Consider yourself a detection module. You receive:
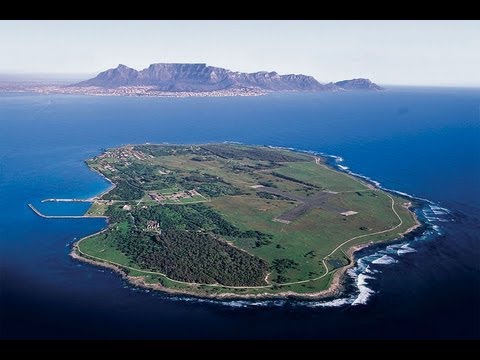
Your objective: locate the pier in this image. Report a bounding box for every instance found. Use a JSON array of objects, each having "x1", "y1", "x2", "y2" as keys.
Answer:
[{"x1": 41, "y1": 198, "x2": 93, "y2": 203}]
